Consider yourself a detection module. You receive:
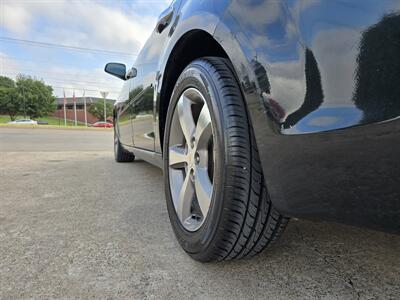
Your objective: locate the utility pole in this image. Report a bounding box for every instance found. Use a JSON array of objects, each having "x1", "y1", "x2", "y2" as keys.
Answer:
[
  {"x1": 100, "y1": 91, "x2": 109, "y2": 122},
  {"x1": 63, "y1": 90, "x2": 67, "y2": 127},
  {"x1": 83, "y1": 90, "x2": 87, "y2": 126},
  {"x1": 73, "y1": 90, "x2": 77, "y2": 126}
]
